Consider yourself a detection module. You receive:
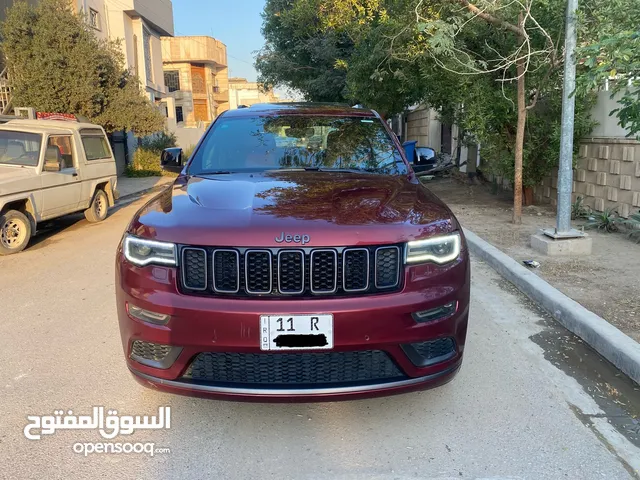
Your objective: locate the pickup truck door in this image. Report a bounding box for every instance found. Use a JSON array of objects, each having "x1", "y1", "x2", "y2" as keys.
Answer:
[{"x1": 40, "y1": 135, "x2": 82, "y2": 219}]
